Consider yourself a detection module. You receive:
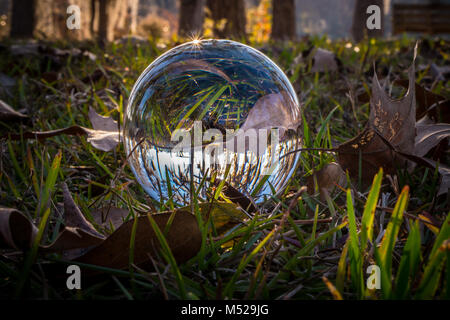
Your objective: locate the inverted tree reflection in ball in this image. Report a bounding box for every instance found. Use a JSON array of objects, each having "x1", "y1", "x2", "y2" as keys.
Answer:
[{"x1": 124, "y1": 39, "x2": 302, "y2": 204}]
